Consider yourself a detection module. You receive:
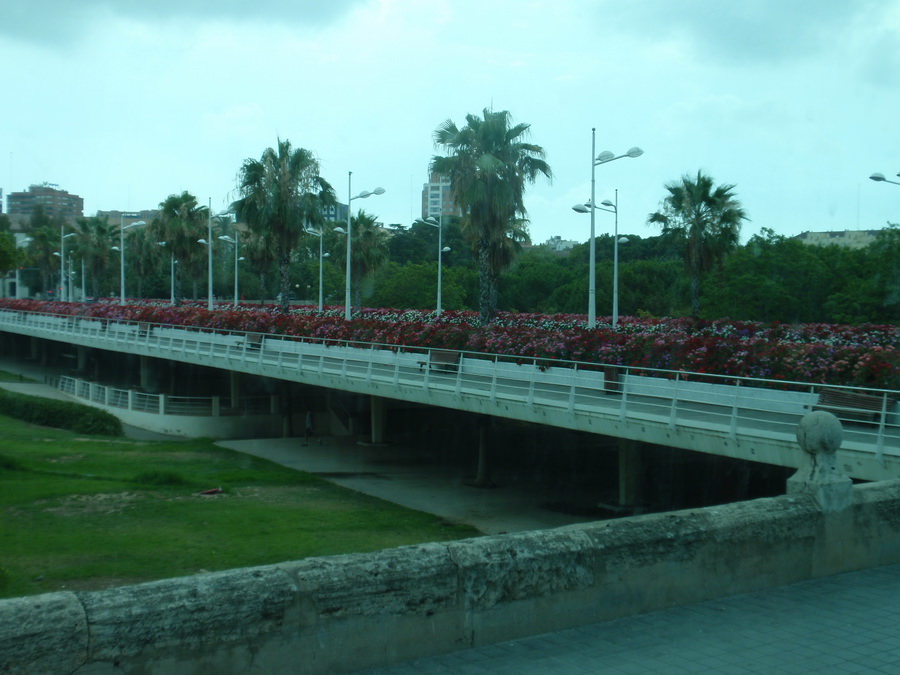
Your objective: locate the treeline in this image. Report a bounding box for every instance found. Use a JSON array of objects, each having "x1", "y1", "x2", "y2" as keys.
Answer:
[
  {"x1": 366, "y1": 222, "x2": 899, "y2": 325},
  {"x1": 9, "y1": 208, "x2": 898, "y2": 326}
]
